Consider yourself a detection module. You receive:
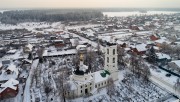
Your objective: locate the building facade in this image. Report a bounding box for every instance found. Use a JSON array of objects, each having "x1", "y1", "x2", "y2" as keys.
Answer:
[{"x1": 66, "y1": 43, "x2": 118, "y2": 98}]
